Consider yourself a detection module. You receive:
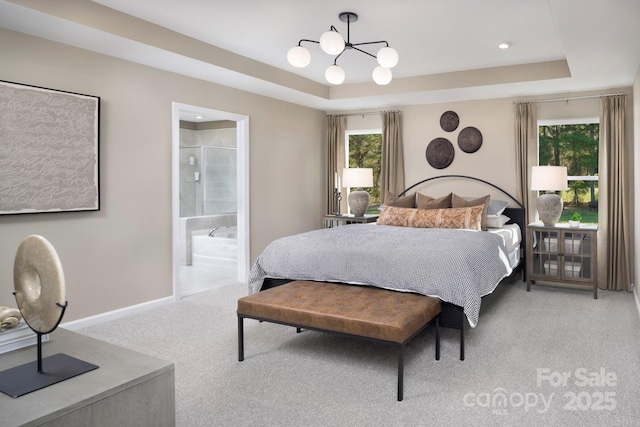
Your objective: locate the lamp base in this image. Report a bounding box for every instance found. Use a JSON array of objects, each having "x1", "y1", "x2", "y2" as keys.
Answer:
[
  {"x1": 537, "y1": 193, "x2": 563, "y2": 227},
  {"x1": 348, "y1": 190, "x2": 370, "y2": 217}
]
